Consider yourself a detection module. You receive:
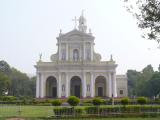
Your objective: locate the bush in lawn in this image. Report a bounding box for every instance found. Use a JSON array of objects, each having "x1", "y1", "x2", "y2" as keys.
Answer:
[
  {"x1": 0, "y1": 96, "x2": 17, "y2": 102},
  {"x1": 67, "y1": 96, "x2": 80, "y2": 106},
  {"x1": 82, "y1": 99, "x2": 93, "y2": 106},
  {"x1": 137, "y1": 97, "x2": 147, "y2": 105},
  {"x1": 85, "y1": 106, "x2": 98, "y2": 114},
  {"x1": 52, "y1": 99, "x2": 62, "y2": 106},
  {"x1": 92, "y1": 97, "x2": 103, "y2": 106},
  {"x1": 54, "y1": 107, "x2": 84, "y2": 116},
  {"x1": 121, "y1": 97, "x2": 129, "y2": 106}
]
